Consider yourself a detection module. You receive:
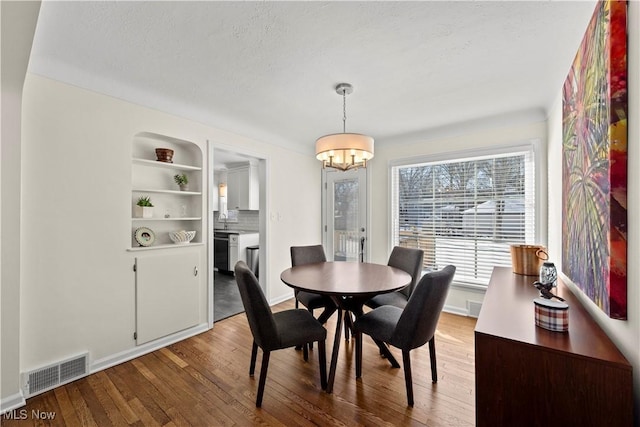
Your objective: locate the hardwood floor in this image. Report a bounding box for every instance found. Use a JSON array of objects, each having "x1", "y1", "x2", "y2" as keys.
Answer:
[{"x1": 2, "y1": 300, "x2": 477, "y2": 426}]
